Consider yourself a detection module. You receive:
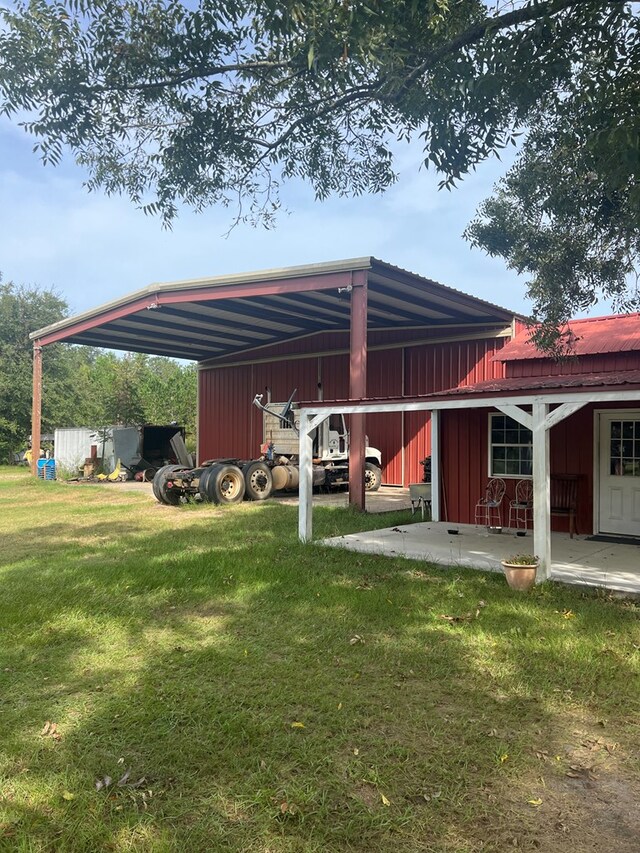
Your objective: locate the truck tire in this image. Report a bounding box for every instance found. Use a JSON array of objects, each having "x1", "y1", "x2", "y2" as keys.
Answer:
[
  {"x1": 364, "y1": 462, "x2": 382, "y2": 492},
  {"x1": 203, "y1": 463, "x2": 246, "y2": 504},
  {"x1": 243, "y1": 461, "x2": 273, "y2": 501},
  {"x1": 153, "y1": 464, "x2": 189, "y2": 505},
  {"x1": 196, "y1": 466, "x2": 215, "y2": 502}
]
